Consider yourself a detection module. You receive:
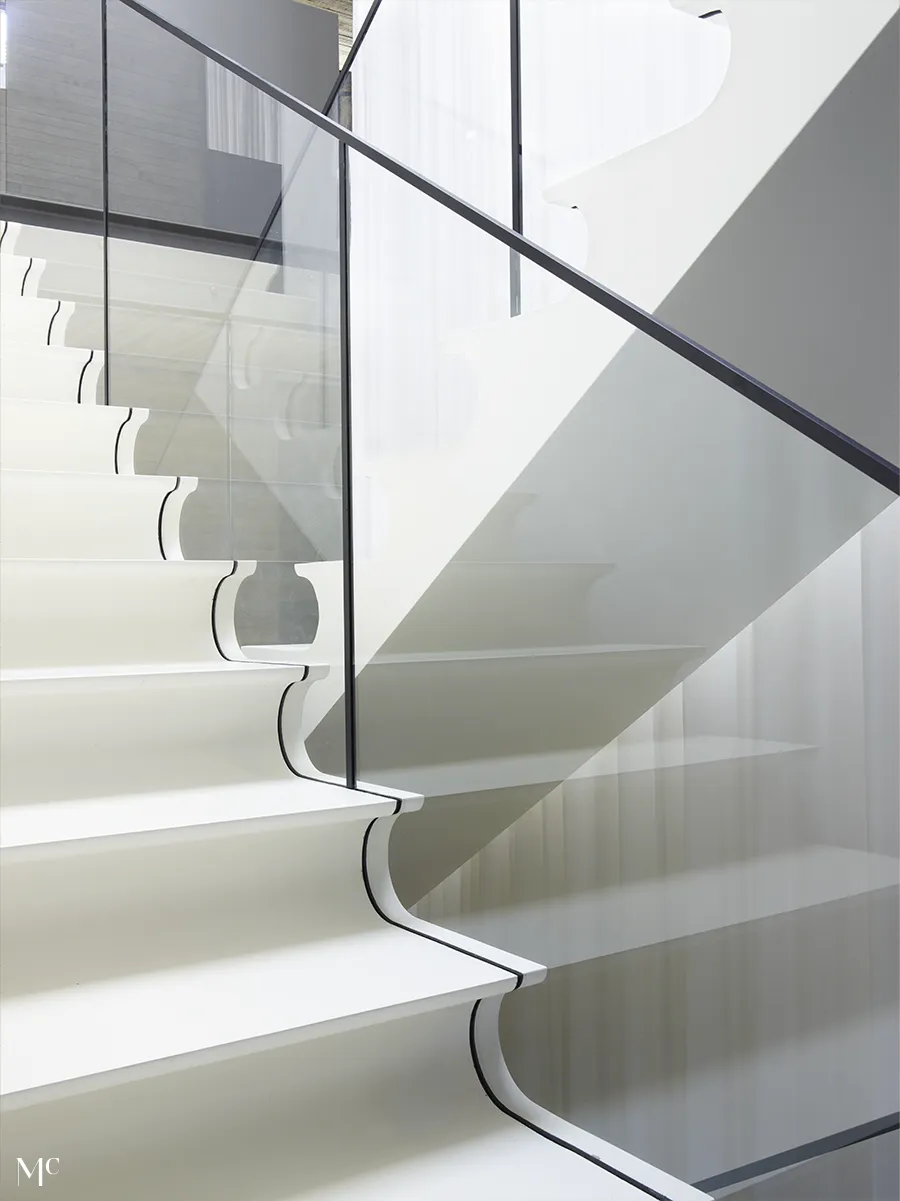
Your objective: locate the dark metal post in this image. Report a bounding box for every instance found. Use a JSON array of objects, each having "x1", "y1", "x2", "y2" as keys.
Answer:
[
  {"x1": 338, "y1": 142, "x2": 358, "y2": 790},
  {"x1": 100, "y1": 0, "x2": 110, "y2": 404},
  {"x1": 509, "y1": 0, "x2": 523, "y2": 316}
]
